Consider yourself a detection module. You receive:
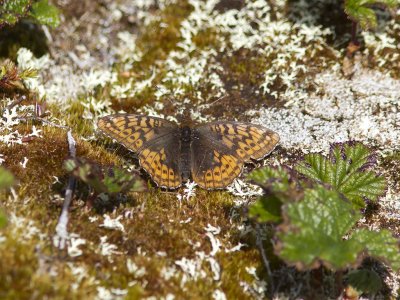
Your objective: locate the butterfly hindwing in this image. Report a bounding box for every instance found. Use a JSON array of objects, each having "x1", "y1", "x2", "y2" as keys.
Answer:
[
  {"x1": 190, "y1": 132, "x2": 241, "y2": 189},
  {"x1": 138, "y1": 134, "x2": 182, "y2": 188},
  {"x1": 191, "y1": 122, "x2": 279, "y2": 189},
  {"x1": 98, "y1": 114, "x2": 182, "y2": 188}
]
